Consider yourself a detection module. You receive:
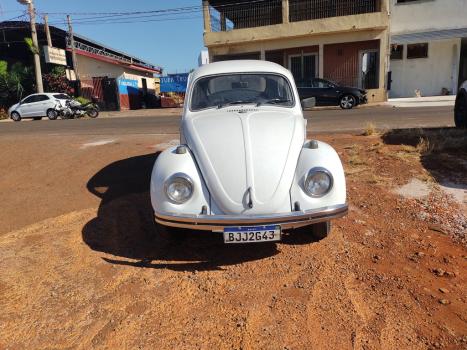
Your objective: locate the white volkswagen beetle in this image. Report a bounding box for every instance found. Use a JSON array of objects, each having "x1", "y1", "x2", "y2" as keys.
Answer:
[{"x1": 150, "y1": 60, "x2": 347, "y2": 243}]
